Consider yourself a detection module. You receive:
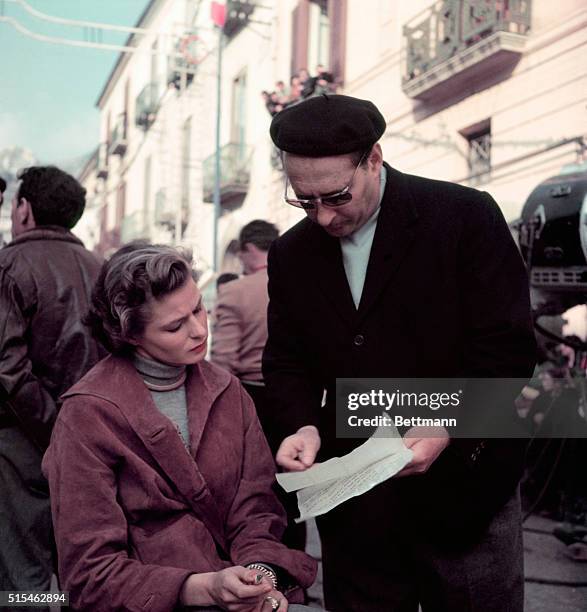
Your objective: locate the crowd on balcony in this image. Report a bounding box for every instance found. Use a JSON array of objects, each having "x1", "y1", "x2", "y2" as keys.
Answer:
[{"x1": 261, "y1": 64, "x2": 338, "y2": 116}]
